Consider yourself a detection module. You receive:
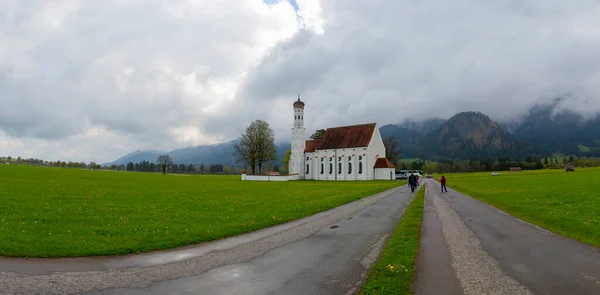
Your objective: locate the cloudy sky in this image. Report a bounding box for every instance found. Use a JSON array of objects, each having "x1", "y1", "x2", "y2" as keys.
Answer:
[{"x1": 2, "y1": 0, "x2": 600, "y2": 163}]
